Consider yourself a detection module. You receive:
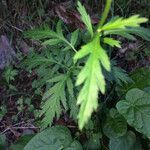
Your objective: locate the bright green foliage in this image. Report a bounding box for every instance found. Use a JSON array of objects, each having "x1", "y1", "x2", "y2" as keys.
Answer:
[
  {"x1": 24, "y1": 125, "x2": 82, "y2": 150},
  {"x1": 74, "y1": 35, "x2": 111, "y2": 129},
  {"x1": 103, "y1": 38, "x2": 121, "y2": 48},
  {"x1": 109, "y1": 131, "x2": 141, "y2": 150},
  {"x1": 1, "y1": 0, "x2": 150, "y2": 149},
  {"x1": 23, "y1": 1, "x2": 149, "y2": 130},
  {"x1": 116, "y1": 88, "x2": 150, "y2": 138},
  {"x1": 74, "y1": 1, "x2": 148, "y2": 129},
  {"x1": 77, "y1": 1, "x2": 93, "y2": 37},
  {"x1": 74, "y1": 2, "x2": 149, "y2": 129},
  {"x1": 99, "y1": 15, "x2": 148, "y2": 32},
  {"x1": 103, "y1": 109, "x2": 127, "y2": 138},
  {"x1": 102, "y1": 17, "x2": 150, "y2": 41}
]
